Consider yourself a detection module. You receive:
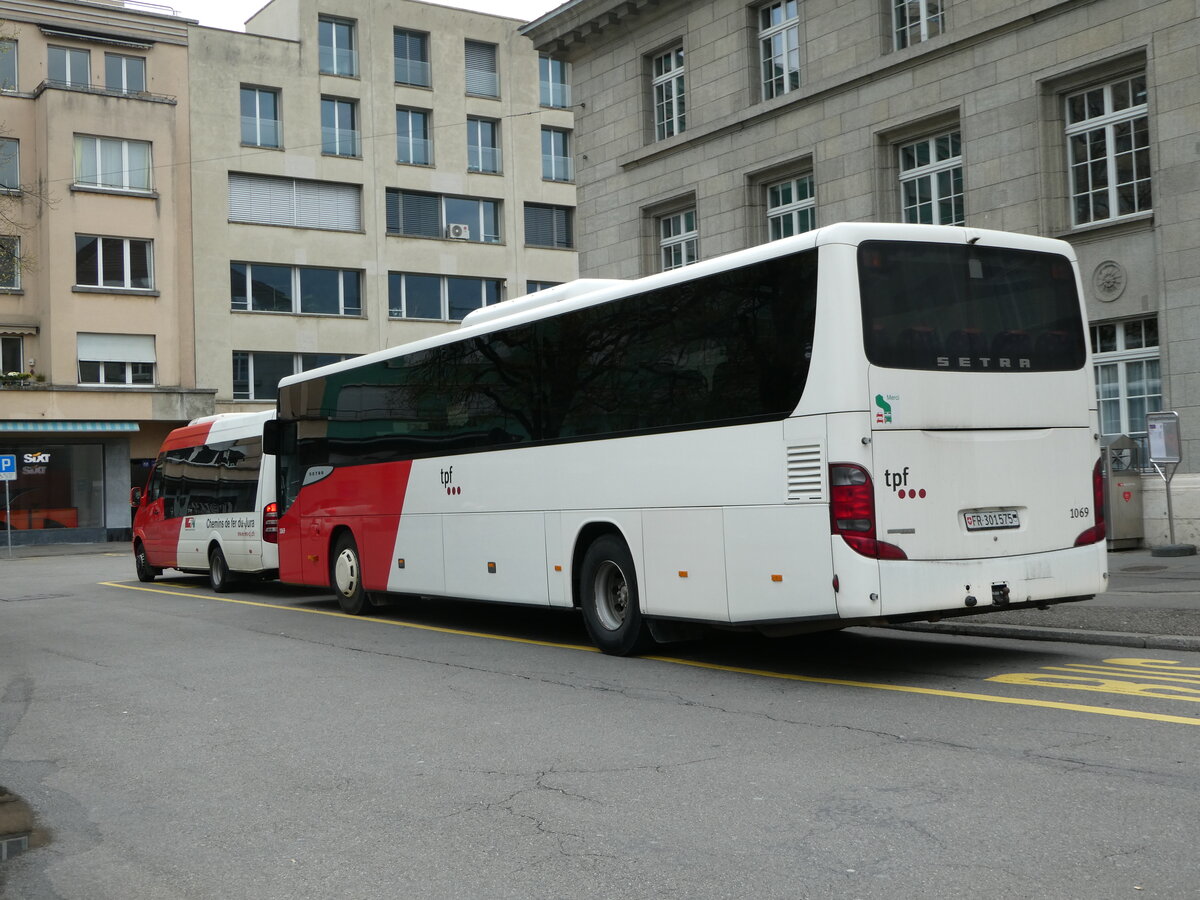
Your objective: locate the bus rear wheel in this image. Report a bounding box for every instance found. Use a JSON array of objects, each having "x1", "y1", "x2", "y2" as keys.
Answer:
[
  {"x1": 579, "y1": 535, "x2": 654, "y2": 656},
  {"x1": 134, "y1": 541, "x2": 160, "y2": 583},
  {"x1": 331, "y1": 533, "x2": 371, "y2": 615},
  {"x1": 208, "y1": 545, "x2": 236, "y2": 593}
]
